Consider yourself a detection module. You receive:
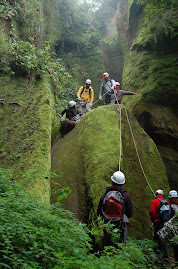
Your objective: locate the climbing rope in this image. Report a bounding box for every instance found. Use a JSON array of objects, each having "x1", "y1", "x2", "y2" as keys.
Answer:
[
  {"x1": 93, "y1": 89, "x2": 154, "y2": 195},
  {"x1": 113, "y1": 89, "x2": 154, "y2": 194},
  {"x1": 114, "y1": 90, "x2": 122, "y2": 171},
  {"x1": 92, "y1": 91, "x2": 108, "y2": 107},
  {"x1": 123, "y1": 105, "x2": 155, "y2": 195}
]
